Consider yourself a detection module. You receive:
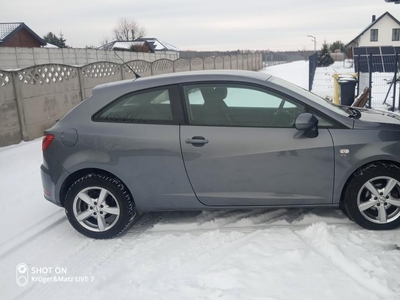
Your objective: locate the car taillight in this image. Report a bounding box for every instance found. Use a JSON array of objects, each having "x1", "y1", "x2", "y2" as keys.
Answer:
[{"x1": 42, "y1": 134, "x2": 54, "y2": 151}]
